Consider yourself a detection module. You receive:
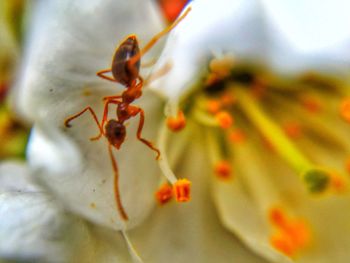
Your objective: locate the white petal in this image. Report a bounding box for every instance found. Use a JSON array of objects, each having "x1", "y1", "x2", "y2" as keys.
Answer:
[
  {"x1": 0, "y1": 162, "x2": 134, "y2": 262},
  {"x1": 261, "y1": 0, "x2": 350, "y2": 74},
  {"x1": 0, "y1": 191, "x2": 78, "y2": 262},
  {"x1": 129, "y1": 129, "x2": 267, "y2": 263},
  {"x1": 0, "y1": 161, "x2": 39, "y2": 193},
  {"x1": 150, "y1": 0, "x2": 350, "y2": 99}
]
